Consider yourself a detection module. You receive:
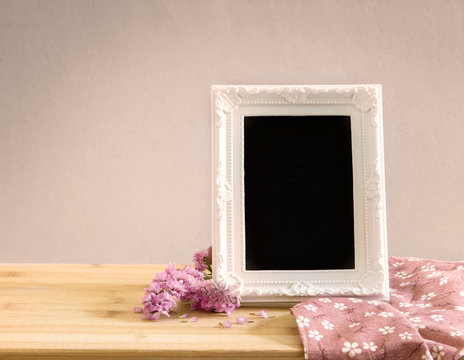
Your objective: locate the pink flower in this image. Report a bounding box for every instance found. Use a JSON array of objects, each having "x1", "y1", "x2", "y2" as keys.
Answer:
[
  {"x1": 193, "y1": 246, "x2": 212, "y2": 272},
  {"x1": 141, "y1": 288, "x2": 178, "y2": 320},
  {"x1": 258, "y1": 309, "x2": 268, "y2": 318},
  {"x1": 137, "y1": 264, "x2": 206, "y2": 321},
  {"x1": 236, "y1": 316, "x2": 249, "y2": 324},
  {"x1": 221, "y1": 320, "x2": 232, "y2": 328},
  {"x1": 135, "y1": 247, "x2": 241, "y2": 321},
  {"x1": 188, "y1": 280, "x2": 240, "y2": 314}
]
